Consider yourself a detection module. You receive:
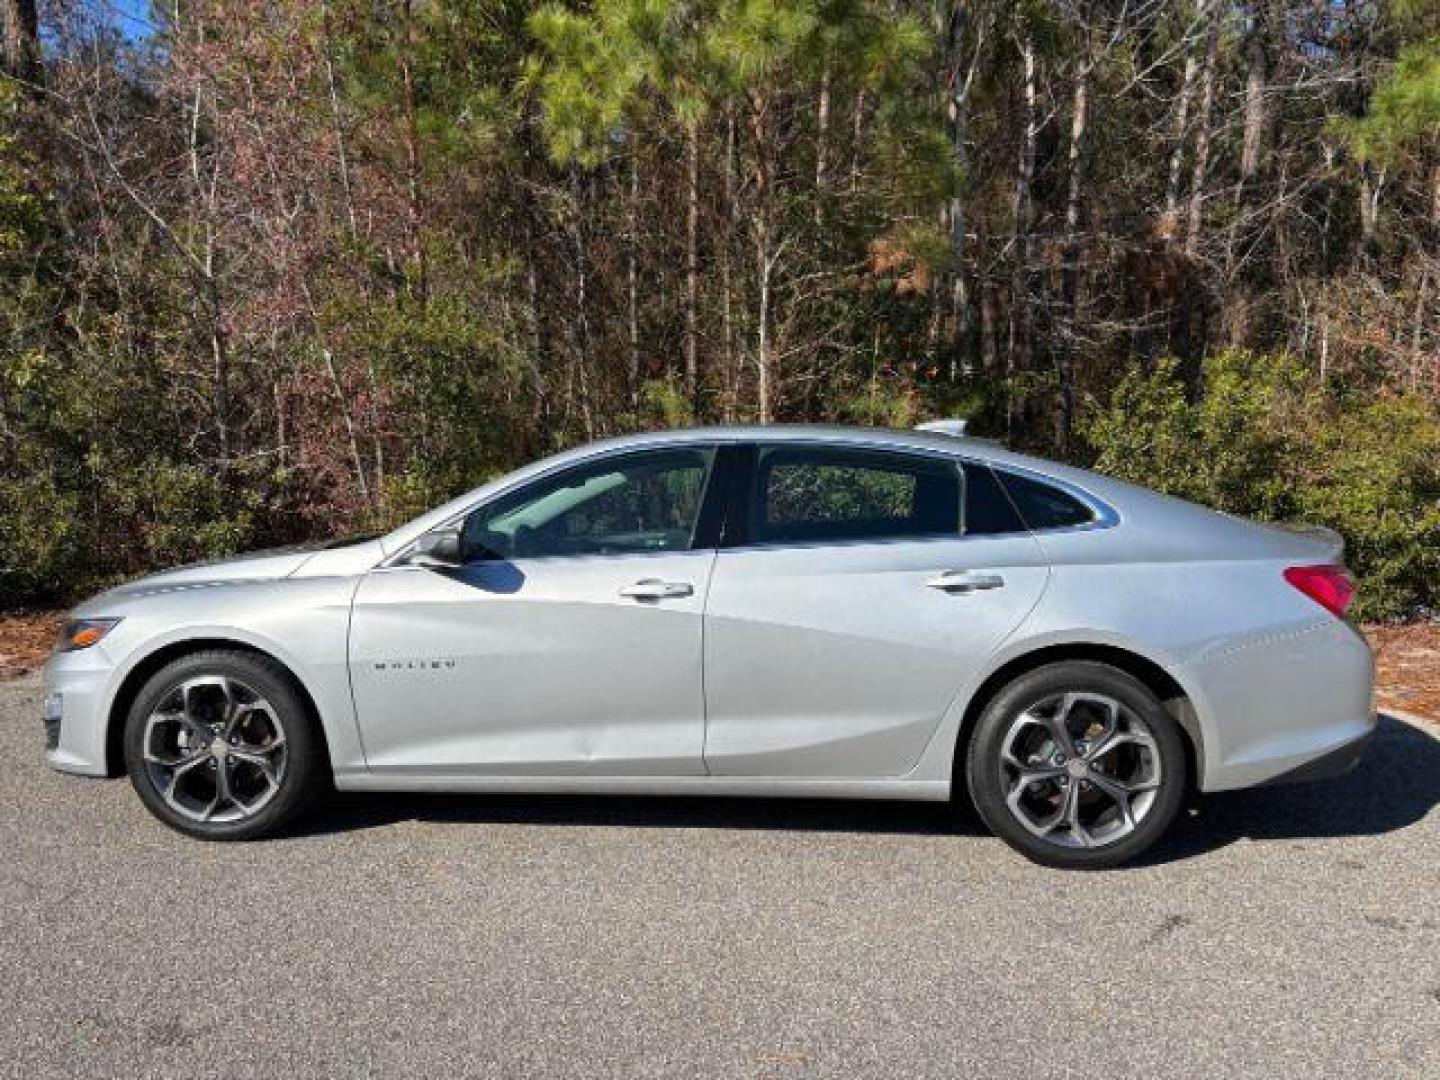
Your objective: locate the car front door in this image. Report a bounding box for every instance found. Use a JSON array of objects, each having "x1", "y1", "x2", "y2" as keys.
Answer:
[
  {"x1": 349, "y1": 446, "x2": 722, "y2": 777},
  {"x1": 702, "y1": 444, "x2": 1051, "y2": 778}
]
